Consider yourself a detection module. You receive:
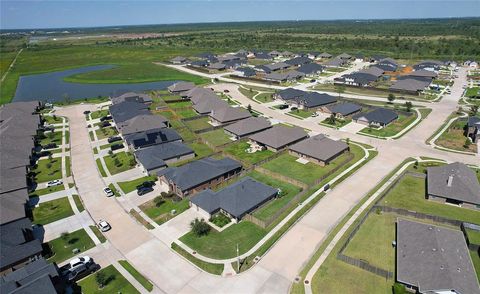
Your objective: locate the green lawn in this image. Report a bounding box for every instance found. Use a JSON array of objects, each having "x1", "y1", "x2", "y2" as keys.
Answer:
[
  {"x1": 95, "y1": 127, "x2": 118, "y2": 140},
  {"x1": 99, "y1": 142, "x2": 123, "y2": 150},
  {"x1": 436, "y1": 119, "x2": 477, "y2": 153},
  {"x1": 248, "y1": 171, "x2": 302, "y2": 221},
  {"x1": 31, "y1": 158, "x2": 62, "y2": 183},
  {"x1": 72, "y1": 194, "x2": 84, "y2": 212},
  {"x1": 261, "y1": 144, "x2": 360, "y2": 185},
  {"x1": 175, "y1": 108, "x2": 199, "y2": 119},
  {"x1": 32, "y1": 197, "x2": 74, "y2": 225},
  {"x1": 29, "y1": 185, "x2": 65, "y2": 197},
  {"x1": 187, "y1": 142, "x2": 214, "y2": 158},
  {"x1": 199, "y1": 129, "x2": 233, "y2": 146},
  {"x1": 171, "y1": 243, "x2": 224, "y2": 275},
  {"x1": 161, "y1": 94, "x2": 182, "y2": 101},
  {"x1": 288, "y1": 109, "x2": 315, "y2": 119},
  {"x1": 139, "y1": 197, "x2": 190, "y2": 225},
  {"x1": 380, "y1": 174, "x2": 480, "y2": 224},
  {"x1": 466, "y1": 228, "x2": 480, "y2": 245},
  {"x1": 65, "y1": 156, "x2": 71, "y2": 177},
  {"x1": 256, "y1": 92, "x2": 274, "y2": 103},
  {"x1": 89, "y1": 225, "x2": 107, "y2": 243},
  {"x1": 470, "y1": 250, "x2": 480, "y2": 281},
  {"x1": 167, "y1": 101, "x2": 192, "y2": 108},
  {"x1": 108, "y1": 183, "x2": 121, "y2": 197},
  {"x1": 43, "y1": 115, "x2": 64, "y2": 124},
  {"x1": 118, "y1": 176, "x2": 156, "y2": 194},
  {"x1": 103, "y1": 152, "x2": 136, "y2": 175},
  {"x1": 223, "y1": 141, "x2": 274, "y2": 165},
  {"x1": 46, "y1": 229, "x2": 95, "y2": 263},
  {"x1": 359, "y1": 113, "x2": 417, "y2": 137},
  {"x1": 40, "y1": 131, "x2": 63, "y2": 146},
  {"x1": 465, "y1": 87, "x2": 480, "y2": 98},
  {"x1": 118, "y1": 260, "x2": 153, "y2": 292},
  {"x1": 90, "y1": 109, "x2": 109, "y2": 120},
  {"x1": 176, "y1": 127, "x2": 197, "y2": 141},
  {"x1": 77, "y1": 264, "x2": 139, "y2": 294},
  {"x1": 184, "y1": 117, "x2": 212, "y2": 131},
  {"x1": 238, "y1": 87, "x2": 258, "y2": 99},
  {"x1": 320, "y1": 117, "x2": 352, "y2": 128},
  {"x1": 179, "y1": 221, "x2": 267, "y2": 259},
  {"x1": 96, "y1": 158, "x2": 107, "y2": 177}
]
